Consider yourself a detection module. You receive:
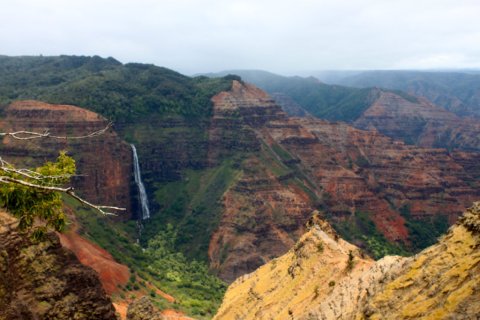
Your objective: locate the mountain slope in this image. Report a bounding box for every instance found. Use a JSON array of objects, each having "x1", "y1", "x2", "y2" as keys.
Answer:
[
  {"x1": 3, "y1": 57, "x2": 480, "y2": 307},
  {"x1": 0, "y1": 100, "x2": 133, "y2": 218},
  {"x1": 206, "y1": 70, "x2": 375, "y2": 122},
  {"x1": 333, "y1": 70, "x2": 480, "y2": 118},
  {"x1": 214, "y1": 202, "x2": 480, "y2": 320},
  {"x1": 353, "y1": 90, "x2": 480, "y2": 150},
  {"x1": 0, "y1": 55, "x2": 234, "y2": 122}
]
